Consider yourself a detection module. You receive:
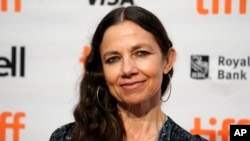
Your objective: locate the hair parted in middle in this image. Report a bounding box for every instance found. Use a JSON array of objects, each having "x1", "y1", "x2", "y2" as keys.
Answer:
[{"x1": 73, "y1": 6, "x2": 174, "y2": 141}]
